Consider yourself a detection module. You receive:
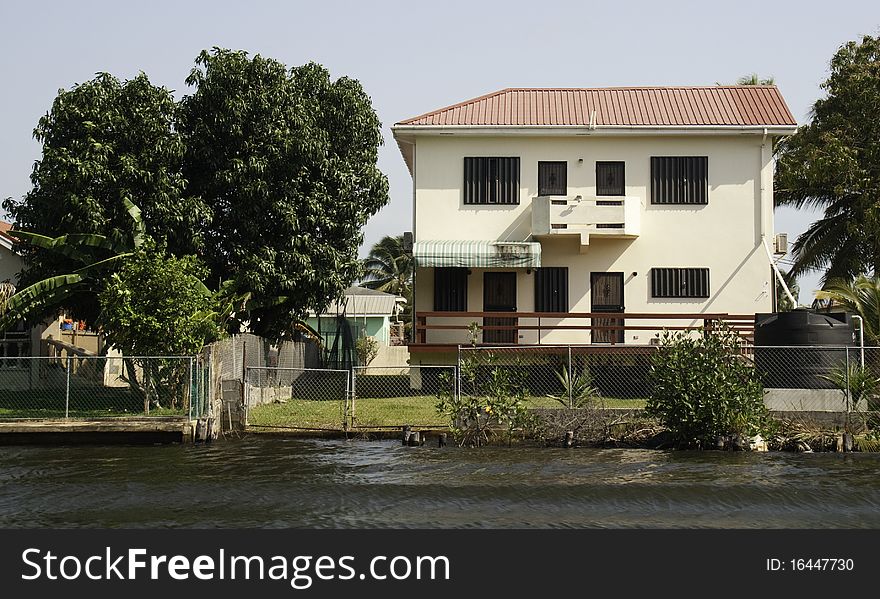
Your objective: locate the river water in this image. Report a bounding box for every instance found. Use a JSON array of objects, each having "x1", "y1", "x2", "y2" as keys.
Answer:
[{"x1": 2, "y1": 437, "x2": 879, "y2": 528}]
